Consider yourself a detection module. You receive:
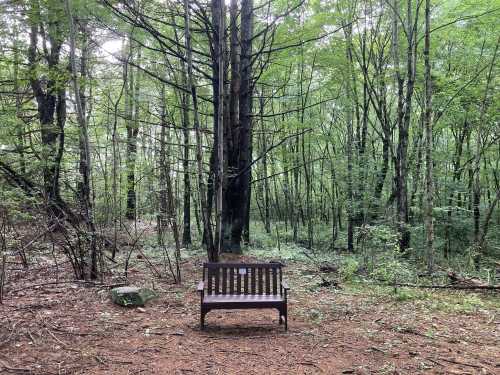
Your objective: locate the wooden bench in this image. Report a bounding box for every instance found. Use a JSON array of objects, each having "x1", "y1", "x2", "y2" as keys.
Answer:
[{"x1": 197, "y1": 262, "x2": 289, "y2": 330}]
